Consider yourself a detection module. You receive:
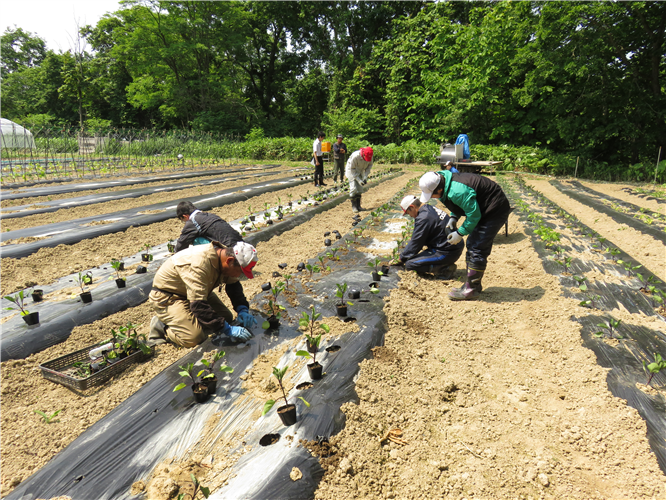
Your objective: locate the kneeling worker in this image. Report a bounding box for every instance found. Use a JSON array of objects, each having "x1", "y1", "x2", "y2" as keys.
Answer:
[
  {"x1": 148, "y1": 241, "x2": 258, "y2": 347},
  {"x1": 399, "y1": 195, "x2": 464, "y2": 279},
  {"x1": 175, "y1": 201, "x2": 242, "y2": 252}
]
